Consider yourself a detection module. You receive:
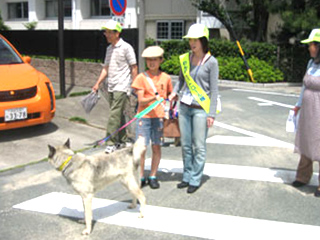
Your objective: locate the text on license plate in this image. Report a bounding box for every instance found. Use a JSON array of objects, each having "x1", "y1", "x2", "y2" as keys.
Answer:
[{"x1": 5, "y1": 107, "x2": 28, "y2": 122}]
